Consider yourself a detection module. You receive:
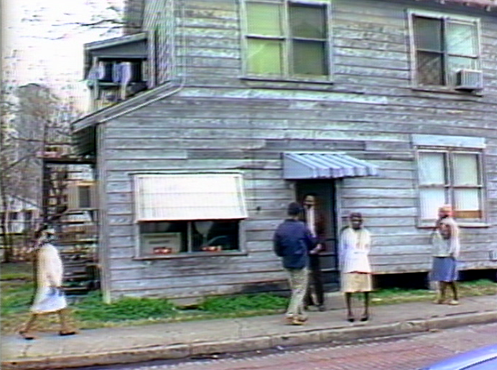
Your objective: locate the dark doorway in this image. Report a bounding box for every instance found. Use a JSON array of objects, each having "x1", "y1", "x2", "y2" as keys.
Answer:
[{"x1": 296, "y1": 180, "x2": 339, "y2": 291}]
